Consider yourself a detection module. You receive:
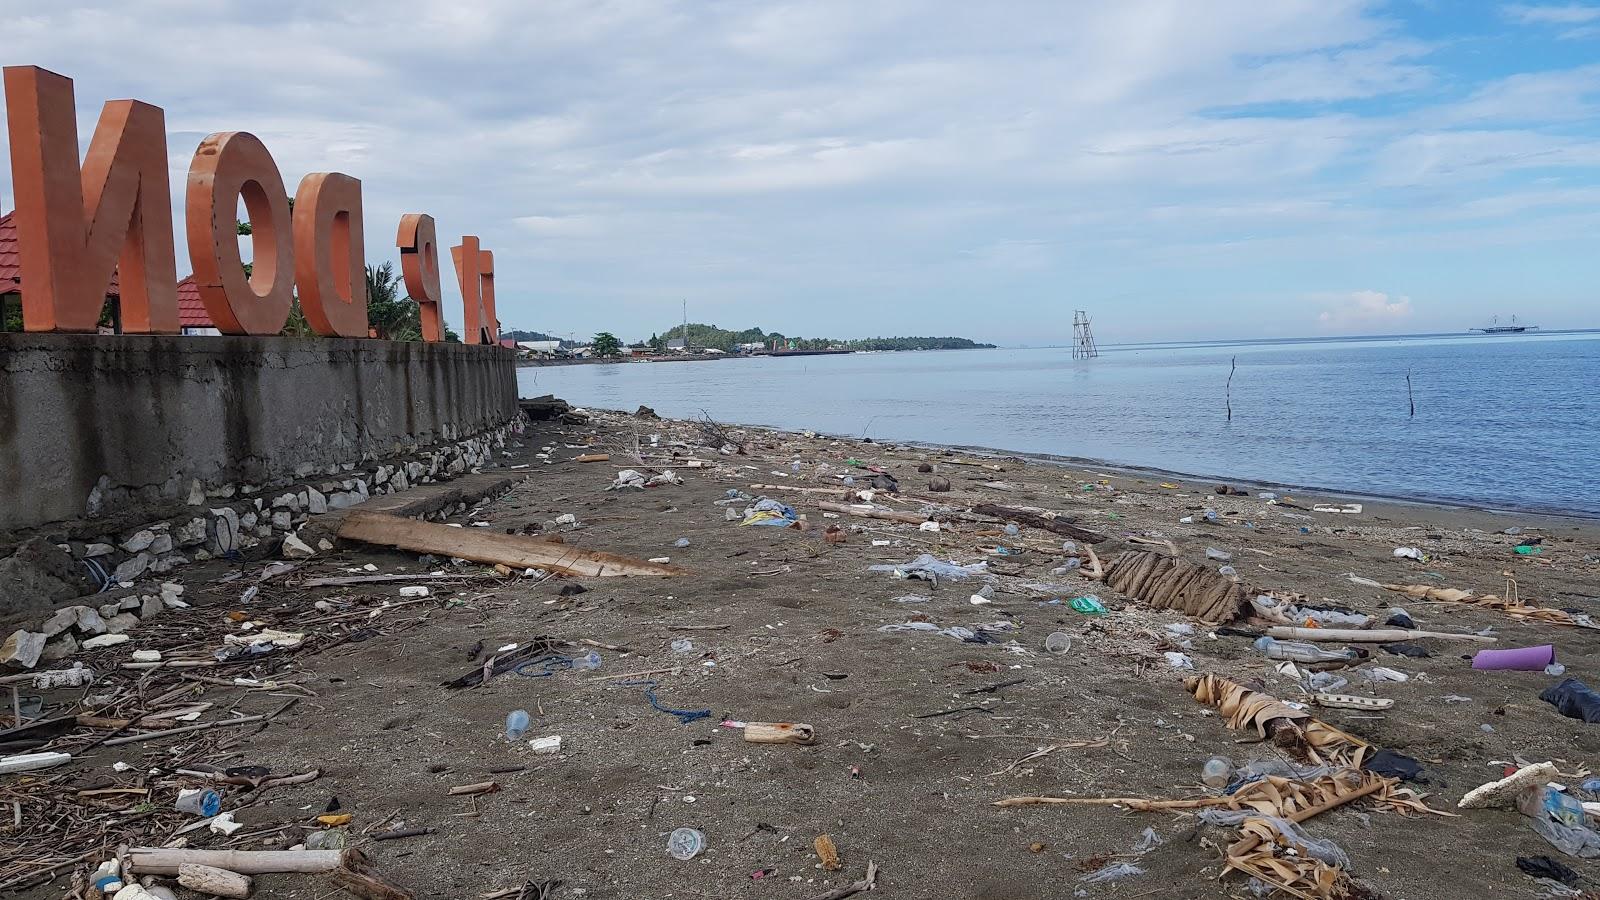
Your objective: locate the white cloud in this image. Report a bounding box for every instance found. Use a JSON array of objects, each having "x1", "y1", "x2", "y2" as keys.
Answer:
[
  {"x1": 1502, "y1": 4, "x2": 1600, "y2": 25},
  {"x1": 1316, "y1": 290, "x2": 1415, "y2": 330}
]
